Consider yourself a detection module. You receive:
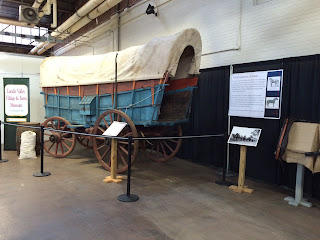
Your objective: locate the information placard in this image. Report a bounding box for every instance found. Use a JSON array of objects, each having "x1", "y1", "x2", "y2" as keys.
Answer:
[
  {"x1": 102, "y1": 121, "x2": 127, "y2": 136},
  {"x1": 229, "y1": 70, "x2": 283, "y2": 119},
  {"x1": 228, "y1": 126, "x2": 262, "y2": 147}
]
